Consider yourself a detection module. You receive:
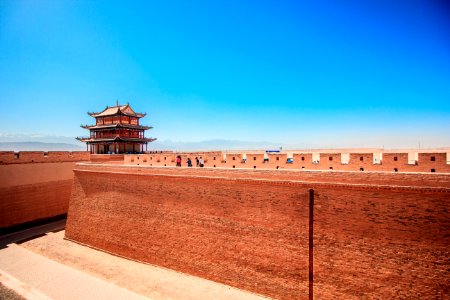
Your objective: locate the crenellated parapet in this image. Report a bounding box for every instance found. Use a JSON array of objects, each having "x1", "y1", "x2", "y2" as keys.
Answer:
[
  {"x1": 0, "y1": 151, "x2": 90, "y2": 164},
  {"x1": 124, "y1": 150, "x2": 450, "y2": 173}
]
